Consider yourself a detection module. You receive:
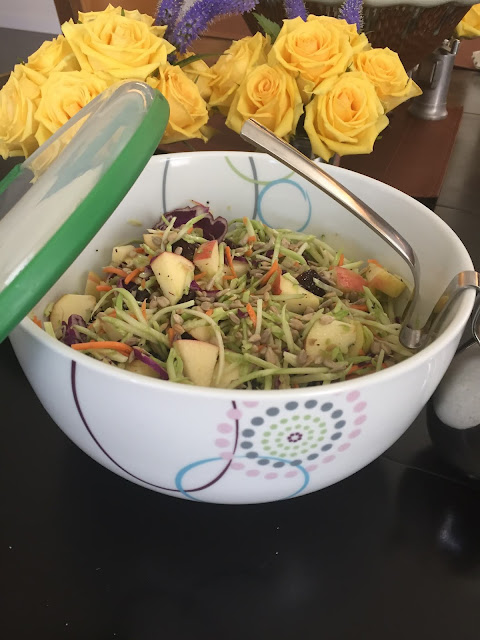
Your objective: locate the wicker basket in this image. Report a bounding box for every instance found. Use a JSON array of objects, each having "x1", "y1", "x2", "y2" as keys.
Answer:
[{"x1": 243, "y1": 1, "x2": 474, "y2": 71}]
